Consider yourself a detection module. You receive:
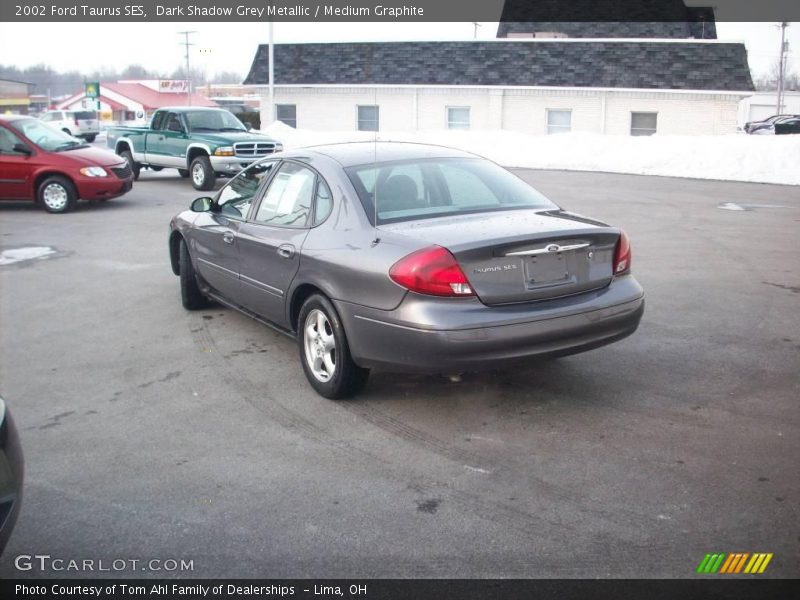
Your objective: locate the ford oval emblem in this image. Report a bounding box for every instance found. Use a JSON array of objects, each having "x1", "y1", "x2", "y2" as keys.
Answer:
[{"x1": 546, "y1": 244, "x2": 561, "y2": 253}]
